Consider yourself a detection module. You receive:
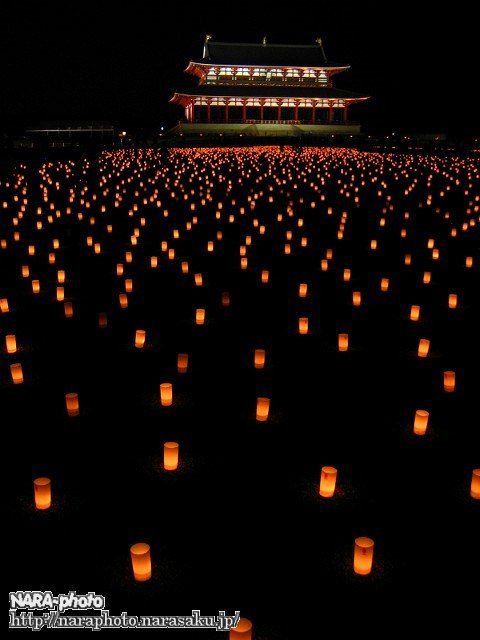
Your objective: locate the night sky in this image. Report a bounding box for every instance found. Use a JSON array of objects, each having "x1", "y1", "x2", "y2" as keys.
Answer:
[{"x1": 3, "y1": 0, "x2": 478, "y2": 135}]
